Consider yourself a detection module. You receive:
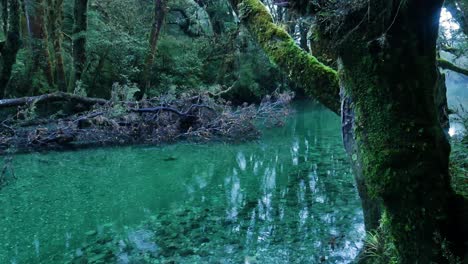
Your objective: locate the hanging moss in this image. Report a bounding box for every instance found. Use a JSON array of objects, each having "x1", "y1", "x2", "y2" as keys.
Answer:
[{"x1": 234, "y1": 0, "x2": 340, "y2": 114}]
